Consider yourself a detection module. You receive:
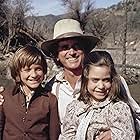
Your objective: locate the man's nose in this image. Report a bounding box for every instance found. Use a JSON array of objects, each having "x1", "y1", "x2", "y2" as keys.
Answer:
[{"x1": 68, "y1": 48, "x2": 75, "y2": 54}]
